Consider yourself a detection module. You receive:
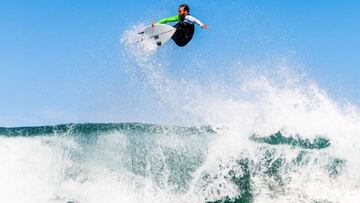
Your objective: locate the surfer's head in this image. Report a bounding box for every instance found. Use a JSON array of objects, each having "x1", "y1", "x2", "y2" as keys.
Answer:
[{"x1": 178, "y1": 4, "x2": 190, "y2": 16}]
